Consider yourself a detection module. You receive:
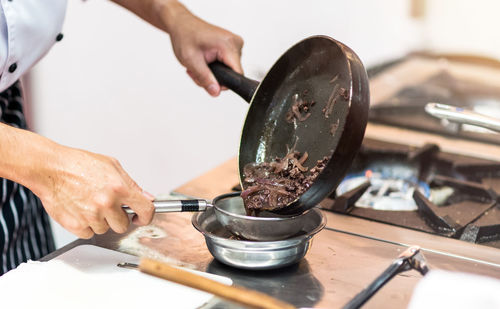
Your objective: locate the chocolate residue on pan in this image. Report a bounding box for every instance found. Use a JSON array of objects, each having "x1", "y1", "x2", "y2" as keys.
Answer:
[
  {"x1": 339, "y1": 87, "x2": 349, "y2": 100},
  {"x1": 285, "y1": 94, "x2": 315, "y2": 123},
  {"x1": 323, "y1": 75, "x2": 349, "y2": 118},
  {"x1": 322, "y1": 84, "x2": 340, "y2": 118},
  {"x1": 330, "y1": 119, "x2": 340, "y2": 136},
  {"x1": 329, "y1": 74, "x2": 339, "y2": 84},
  {"x1": 241, "y1": 146, "x2": 328, "y2": 213}
]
